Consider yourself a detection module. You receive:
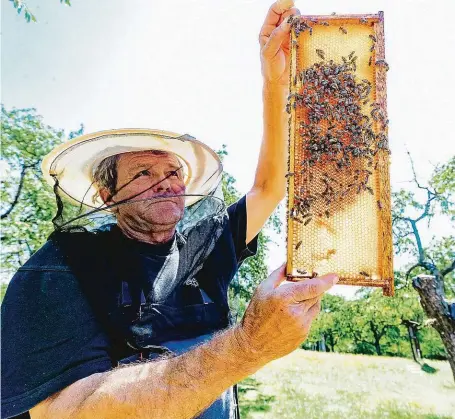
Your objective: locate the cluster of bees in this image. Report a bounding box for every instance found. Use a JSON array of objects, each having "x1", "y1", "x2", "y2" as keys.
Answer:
[
  {"x1": 288, "y1": 14, "x2": 371, "y2": 37},
  {"x1": 286, "y1": 16, "x2": 390, "y2": 230}
]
